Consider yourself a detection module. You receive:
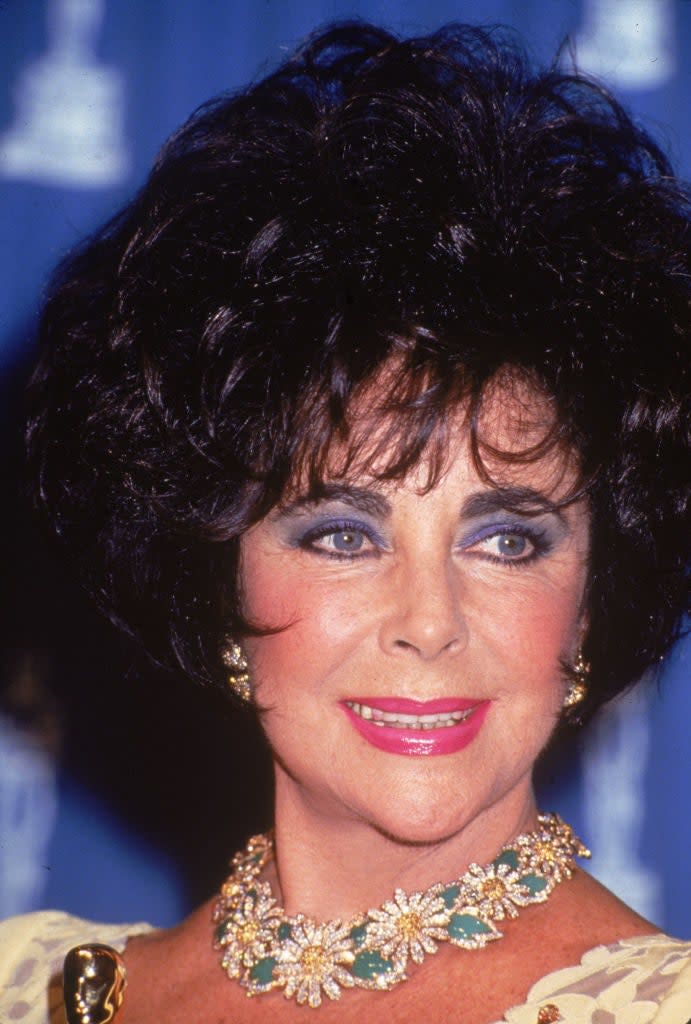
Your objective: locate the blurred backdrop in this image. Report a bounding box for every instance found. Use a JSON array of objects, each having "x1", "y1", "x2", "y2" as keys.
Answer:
[{"x1": 1, "y1": 0, "x2": 689, "y2": 936}]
